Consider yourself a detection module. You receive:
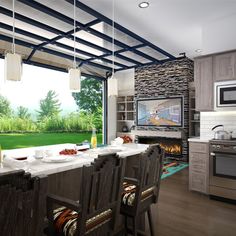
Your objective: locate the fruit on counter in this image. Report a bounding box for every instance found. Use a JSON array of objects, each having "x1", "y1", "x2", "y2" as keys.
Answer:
[
  {"x1": 59, "y1": 149, "x2": 77, "y2": 155},
  {"x1": 121, "y1": 135, "x2": 133, "y2": 144}
]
